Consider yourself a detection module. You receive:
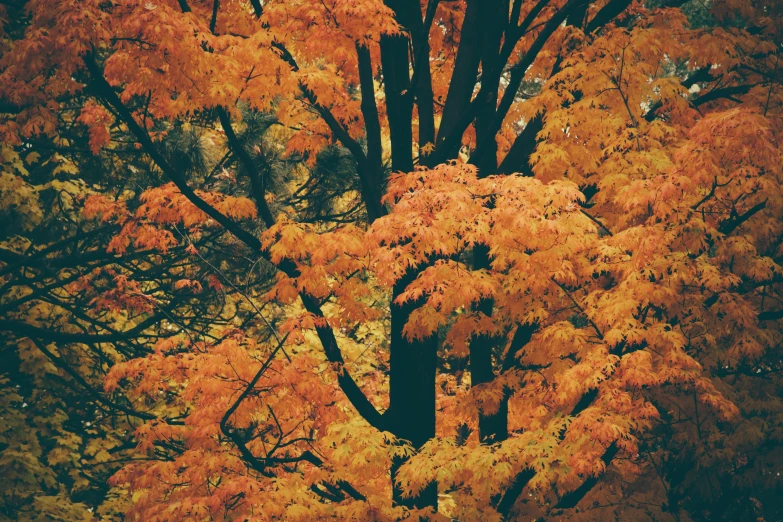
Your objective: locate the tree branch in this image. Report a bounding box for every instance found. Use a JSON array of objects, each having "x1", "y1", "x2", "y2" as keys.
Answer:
[
  {"x1": 585, "y1": 0, "x2": 632, "y2": 33},
  {"x1": 84, "y1": 53, "x2": 386, "y2": 432},
  {"x1": 29, "y1": 338, "x2": 157, "y2": 421},
  {"x1": 0, "y1": 318, "x2": 157, "y2": 345},
  {"x1": 356, "y1": 43, "x2": 384, "y2": 171},
  {"x1": 432, "y1": 0, "x2": 587, "y2": 167},
  {"x1": 215, "y1": 106, "x2": 276, "y2": 228},
  {"x1": 273, "y1": 42, "x2": 385, "y2": 221},
  {"x1": 553, "y1": 442, "x2": 619, "y2": 509},
  {"x1": 718, "y1": 199, "x2": 767, "y2": 235},
  {"x1": 495, "y1": 338, "x2": 634, "y2": 518}
]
